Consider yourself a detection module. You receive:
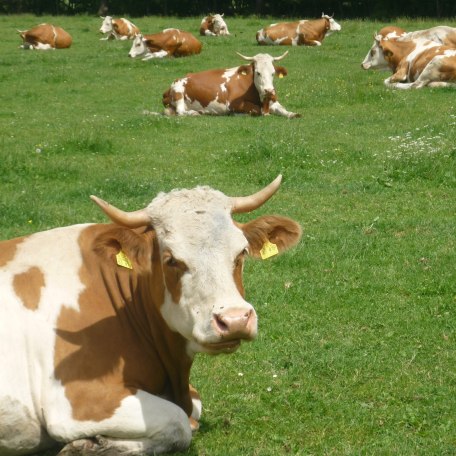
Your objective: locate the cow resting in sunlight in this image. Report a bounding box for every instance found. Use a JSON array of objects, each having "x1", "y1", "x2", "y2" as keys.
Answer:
[
  {"x1": 162, "y1": 51, "x2": 300, "y2": 117},
  {"x1": 99, "y1": 16, "x2": 140, "y2": 40},
  {"x1": 18, "y1": 23, "x2": 72, "y2": 50},
  {"x1": 0, "y1": 175, "x2": 301, "y2": 455}
]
